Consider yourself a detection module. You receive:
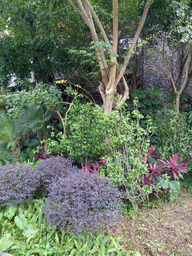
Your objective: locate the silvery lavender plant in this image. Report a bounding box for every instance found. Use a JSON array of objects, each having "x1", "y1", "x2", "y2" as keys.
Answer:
[
  {"x1": 43, "y1": 170, "x2": 123, "y2": 235},
  {"x1": 0, "y1": 163, "x2": 39, "y2": 206},
  {"x1": 35, "y1": 156, "x2": 79, "y2": 188}
]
